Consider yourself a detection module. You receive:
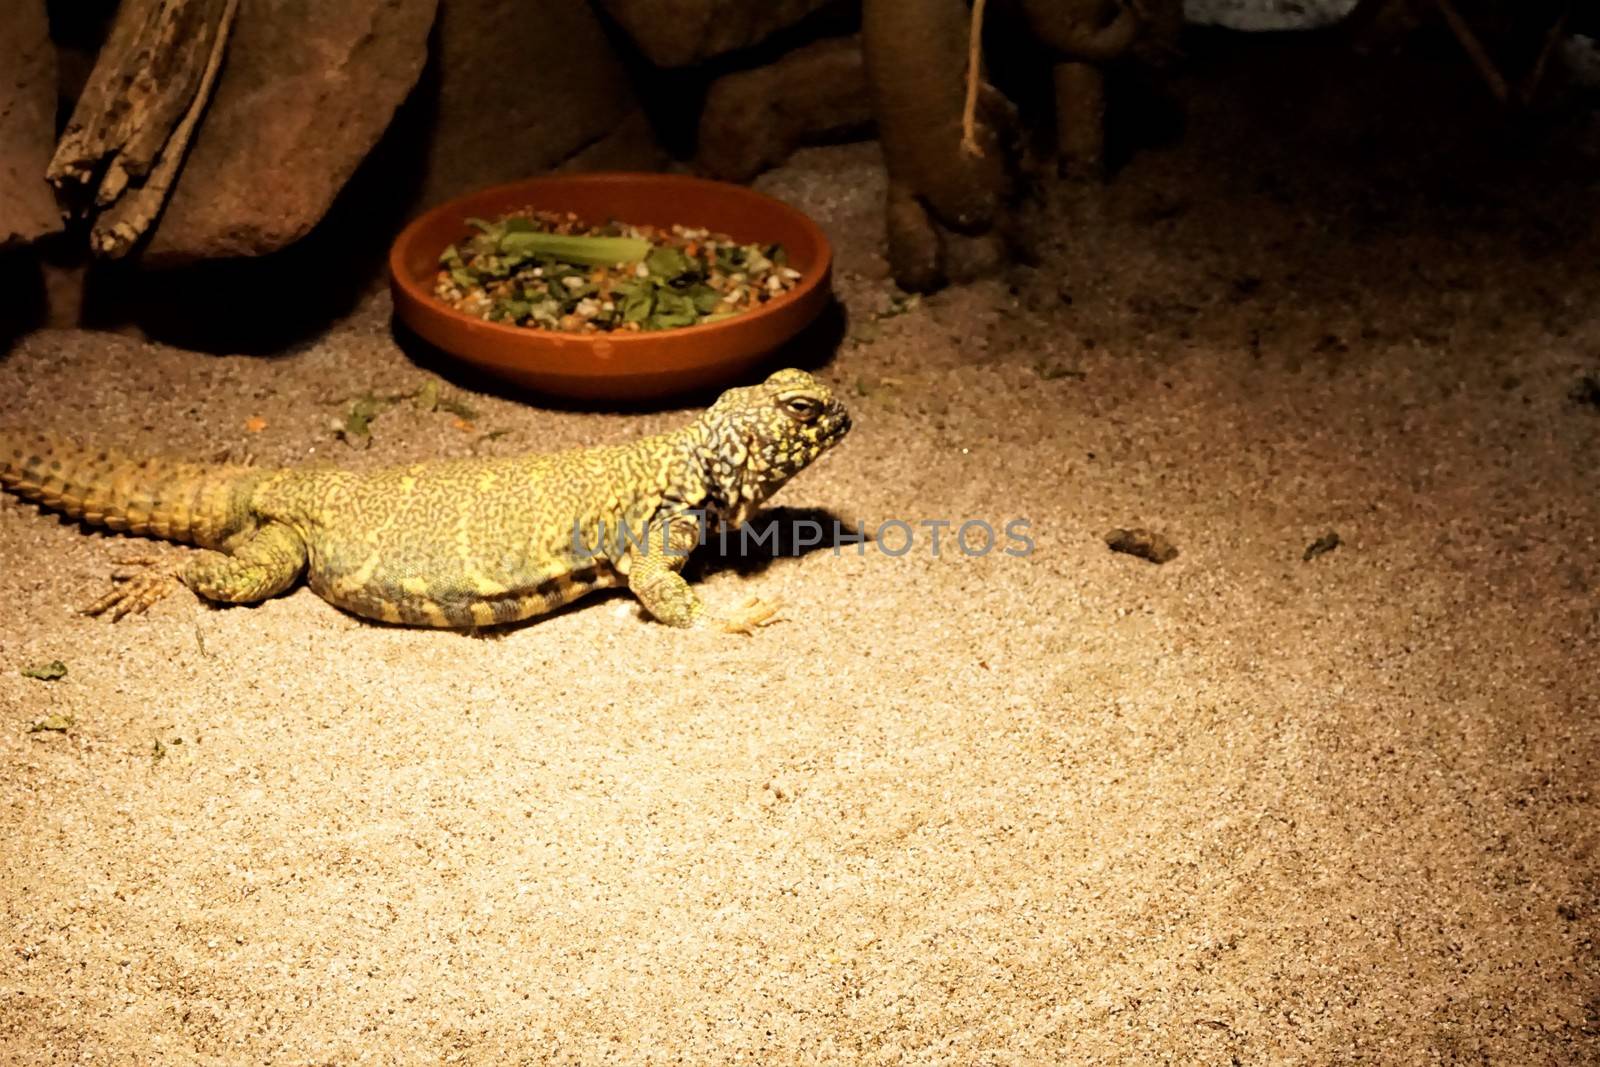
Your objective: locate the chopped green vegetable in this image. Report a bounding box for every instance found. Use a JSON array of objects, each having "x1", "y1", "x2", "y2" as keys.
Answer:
[
  {"x1": 647, "y1": 290, "x2": 700, "y2": 330},
  {"x1": 879, "y1": 292, "x2": 922, "y2": 319},
  {"x1": 331, "y1": 391, "x2": 400, "y2": 448},
  {"x1": 414, "y1": 380, "x2": 441, "y2": 412},
  {"x1": 436, "y1": 394, "x2": 479, "y2": 421},
  {"x1": 850, "y1": 321, "x2": 882, "y2": 345},
  {"x1": 342, "y1": 393, "x2": 389, "y2": 442},
  {"x1": 1035, "y1": 360, "x2": 1085, "y2": 381},
  {"x1": 21, "y1": 660, "x2": 67, "y2": 681},
  {"x1": 433, "y1": 209, "x2": 801, "y2": 335},
  {"x1": 644, "y1": 245, "x2": 694, "y2": 282},
  {"x1": 620, "y1": 285, "x2": 655, "y2": 325},
  {"x1": 498, "y1": 230, "x2": 649, "y2": 267},
  {"x1": 685, "y1": 284, "x2": 722, "y2": 313},
  {"x1": 493, "y1": 298, "x2": 531, "y2": 322}
]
